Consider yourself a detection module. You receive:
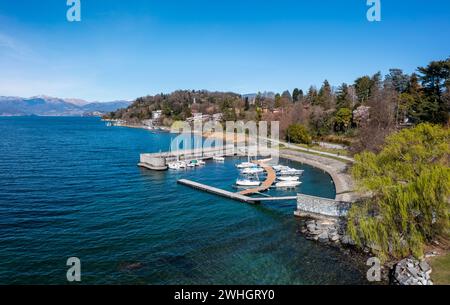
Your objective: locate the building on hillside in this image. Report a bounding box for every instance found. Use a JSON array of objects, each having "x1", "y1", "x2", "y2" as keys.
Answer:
[
  {"x1": 212, "y1": 113, "x2": 223, "y2": 123},
  {"x1": 152, "y1": 110, "x2": 162, "y2": 120}
]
